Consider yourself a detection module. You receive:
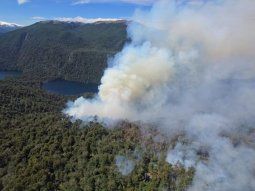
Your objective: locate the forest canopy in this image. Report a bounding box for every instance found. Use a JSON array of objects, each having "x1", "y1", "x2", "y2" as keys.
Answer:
[{"x1": 0, "y1": 79, "x2": 194, "y2": 191}]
